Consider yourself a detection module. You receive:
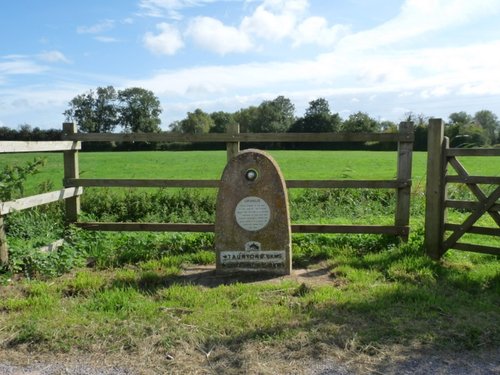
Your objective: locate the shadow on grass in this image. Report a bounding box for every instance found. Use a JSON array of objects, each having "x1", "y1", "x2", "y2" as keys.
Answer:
[
  {"x1": 196, "y1": 273, "x2": 499, "y2": 373},
  {"x1": 112, "y1": 266, "x2": 285, "y2": 291},
  {"x1": 86, "y1": 233, "x2": 499, "y2": 372},
  {"x1": 193, "y1": 248, "x2": 498, "y2": 364}
]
